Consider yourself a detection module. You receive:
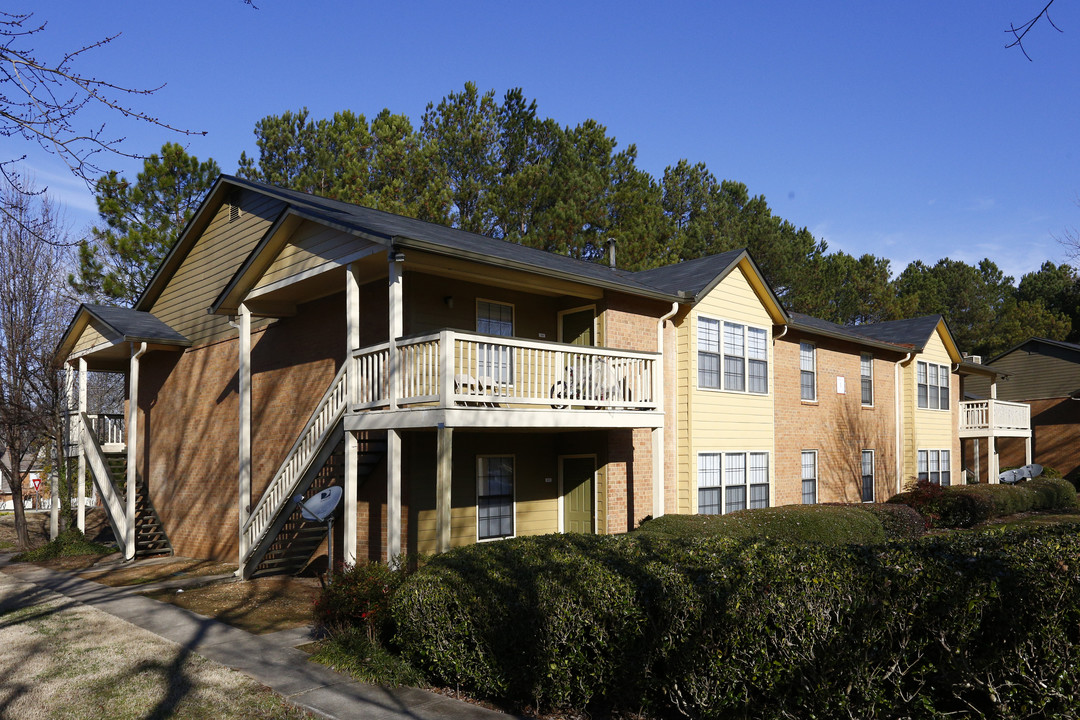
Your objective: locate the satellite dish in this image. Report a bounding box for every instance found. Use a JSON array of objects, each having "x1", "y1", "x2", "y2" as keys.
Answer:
[{"x1": 294, "y1": 486, "x2": 342, "y2": 522}]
